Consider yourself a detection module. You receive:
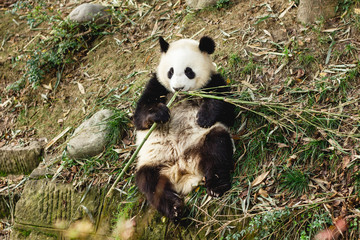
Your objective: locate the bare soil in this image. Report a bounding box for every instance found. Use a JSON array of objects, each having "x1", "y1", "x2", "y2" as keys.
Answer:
[{"x1": 1, "y1": 0, "x2": 360, "y2": 239}]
